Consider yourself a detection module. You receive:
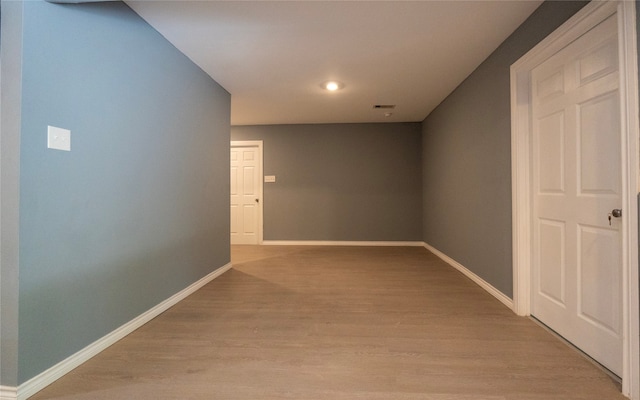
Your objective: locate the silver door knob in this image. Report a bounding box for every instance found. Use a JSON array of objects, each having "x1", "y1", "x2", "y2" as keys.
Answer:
[{"x1": 611, "y1": 209, "x2": 622, "y2": 218}]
